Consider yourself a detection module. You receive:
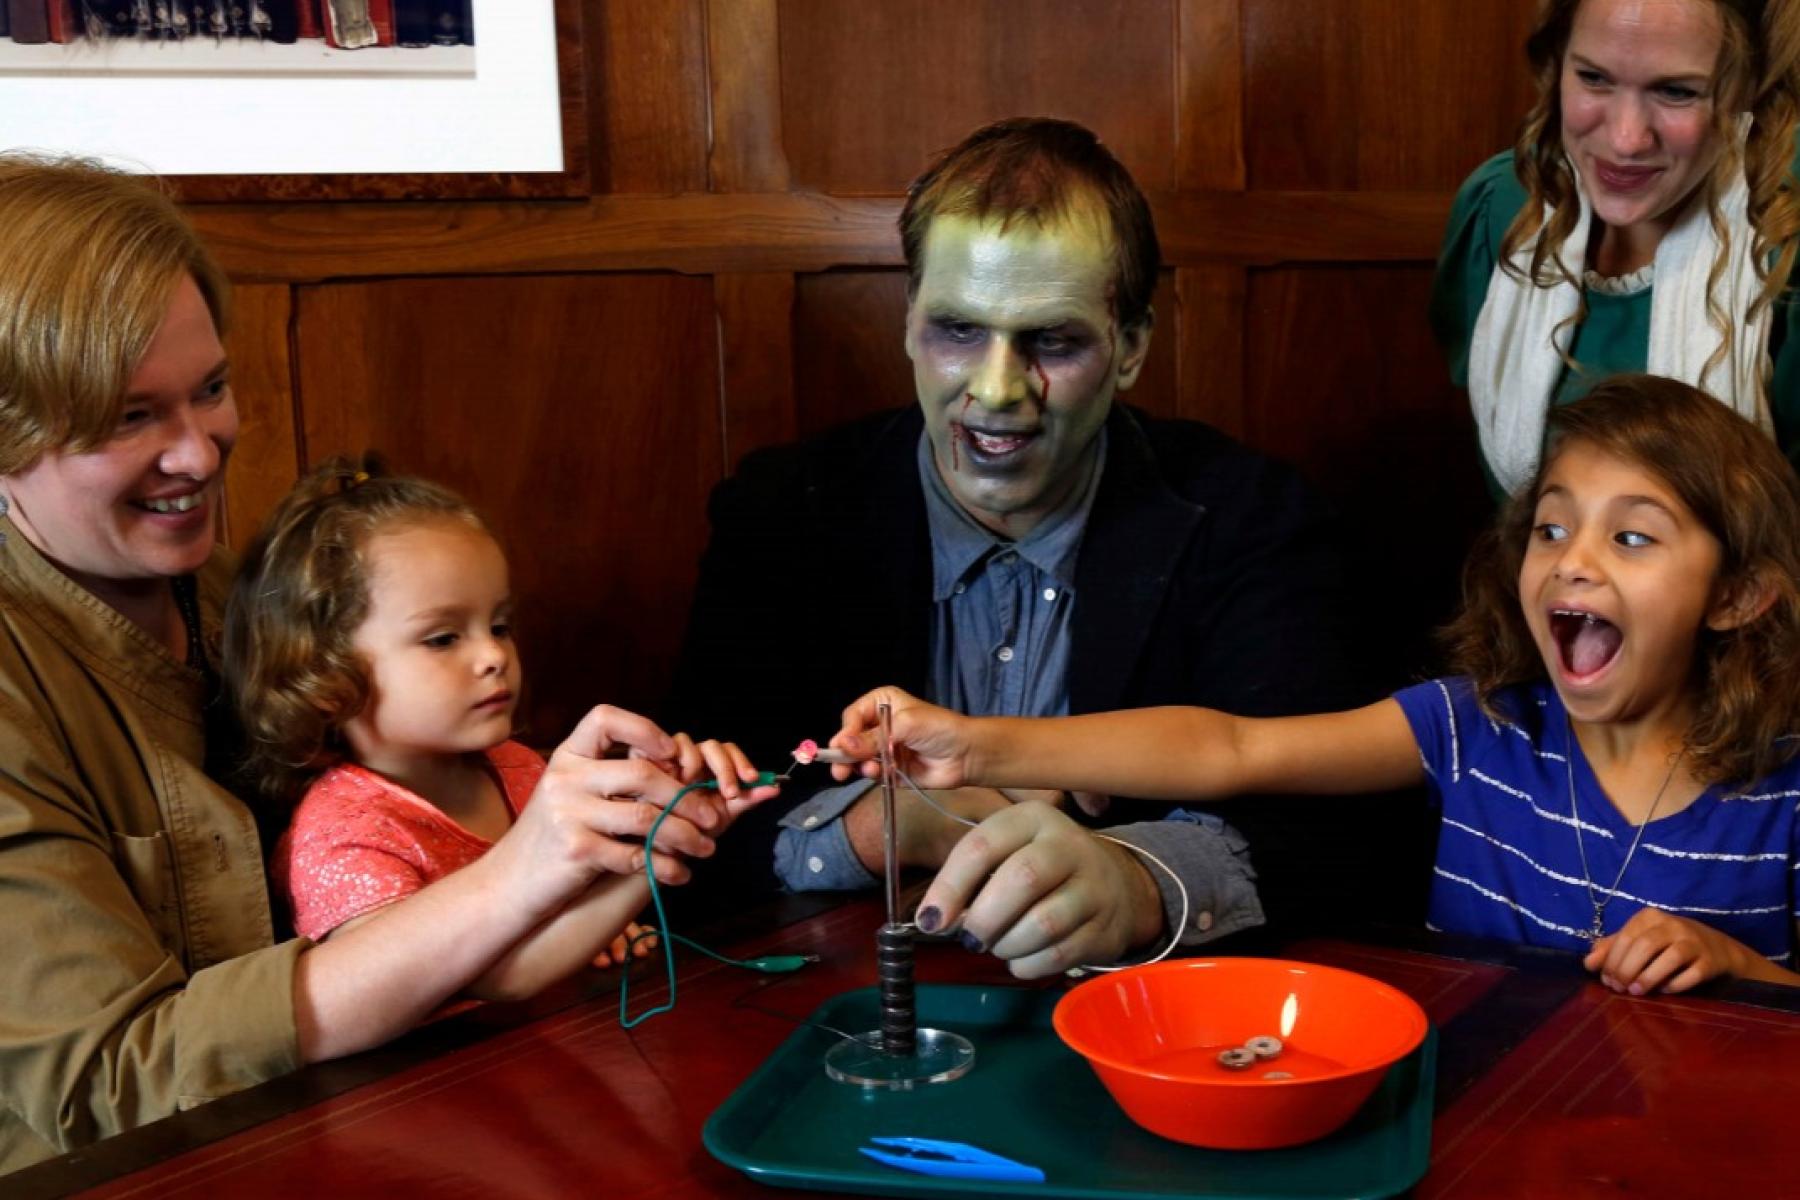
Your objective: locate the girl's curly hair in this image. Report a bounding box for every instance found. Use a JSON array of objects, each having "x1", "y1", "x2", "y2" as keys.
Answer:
[
  {"x1": 222, "y1": 455, "x2": 489, "y2": 810},
  {"x1": 1443, "y1": 374, "x2": 1800, "y2": 787}
]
